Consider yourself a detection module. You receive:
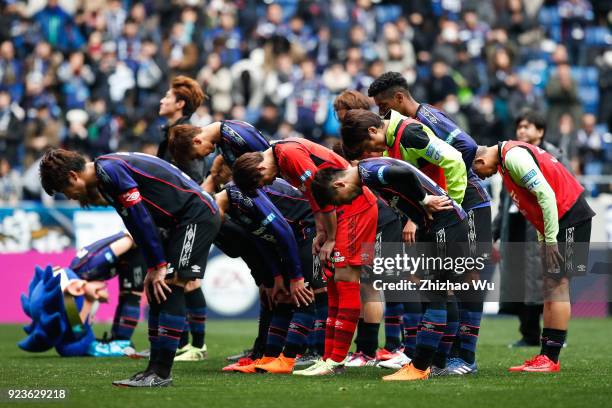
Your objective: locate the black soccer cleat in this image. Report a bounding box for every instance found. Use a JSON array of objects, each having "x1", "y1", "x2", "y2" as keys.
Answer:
[
  {"x1": 113, "y1": 372, "x2": 172, "y2": 388},
  {"x1": 112, "y1": 370, "x2": 160, "y2": 387}
]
